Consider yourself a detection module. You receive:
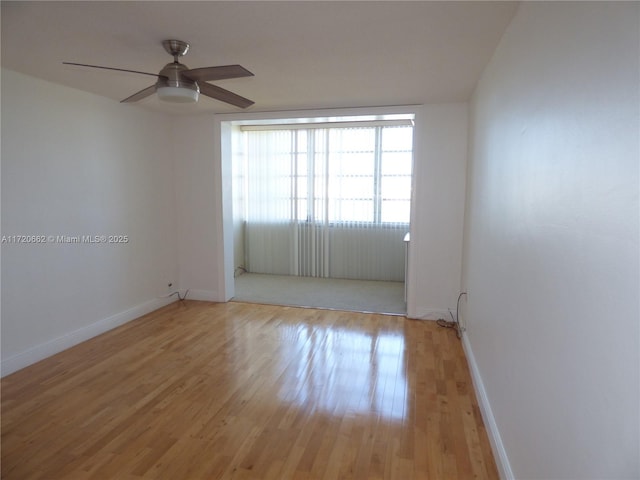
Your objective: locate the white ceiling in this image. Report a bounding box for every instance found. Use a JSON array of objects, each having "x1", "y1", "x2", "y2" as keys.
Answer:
[{"x1": 1, "y1": 1, "x2": 518, "y2": 115}]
